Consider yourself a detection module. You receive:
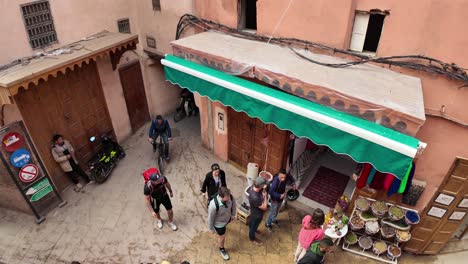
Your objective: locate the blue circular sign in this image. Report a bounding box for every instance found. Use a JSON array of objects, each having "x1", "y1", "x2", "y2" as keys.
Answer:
[{"x1": 10, "y1": 148, "x2": 31, "y2": 168}]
